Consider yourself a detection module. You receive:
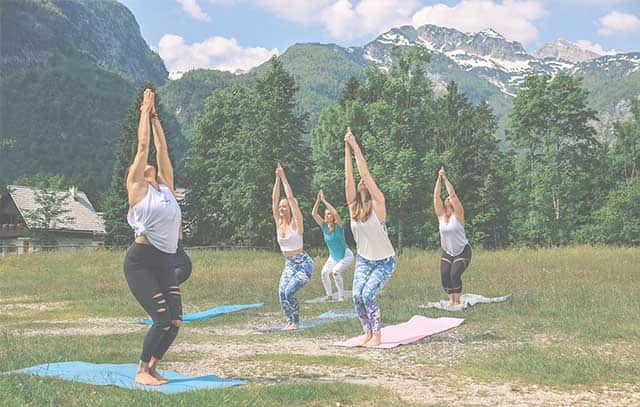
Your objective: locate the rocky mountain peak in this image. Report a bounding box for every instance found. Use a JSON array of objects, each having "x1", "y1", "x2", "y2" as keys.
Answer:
[{"x1": 535, "y1": 39, "x2": 601, "y2": 63}]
